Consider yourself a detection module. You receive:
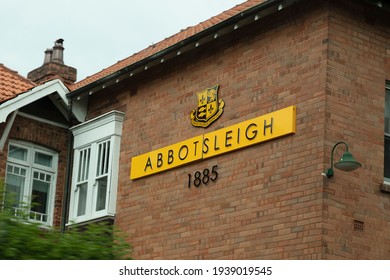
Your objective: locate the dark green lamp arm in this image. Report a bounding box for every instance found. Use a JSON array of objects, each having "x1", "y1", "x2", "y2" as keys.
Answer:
[
  {"x1": 325, "y1": 142, "x2": 348, "y2": 178},
  {"x1": 325, "y1": 141, "x2": 361, "y2": 178}
]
